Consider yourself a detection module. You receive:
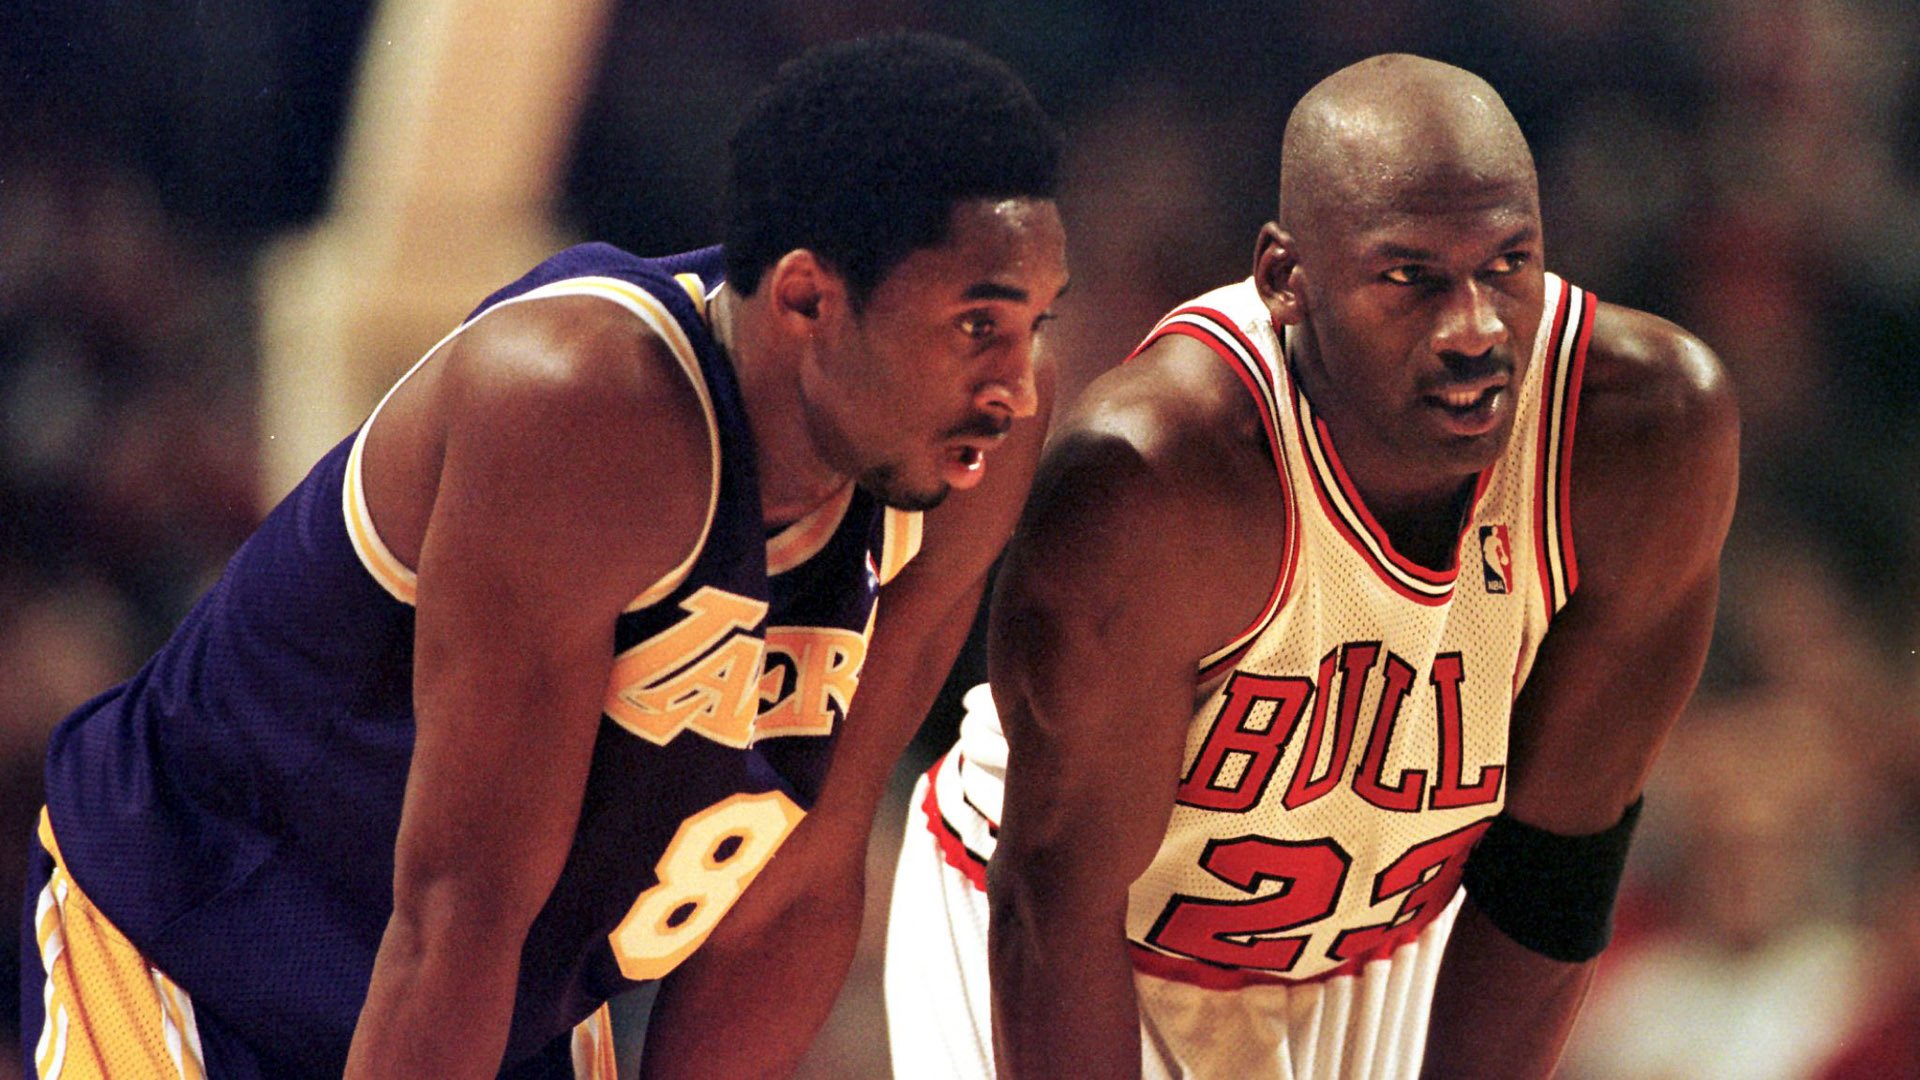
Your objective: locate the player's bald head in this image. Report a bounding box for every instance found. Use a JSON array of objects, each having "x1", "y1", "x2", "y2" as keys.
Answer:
[{"x1": 1279, "y1": 55, "x2": 1536, "y2": 247}]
